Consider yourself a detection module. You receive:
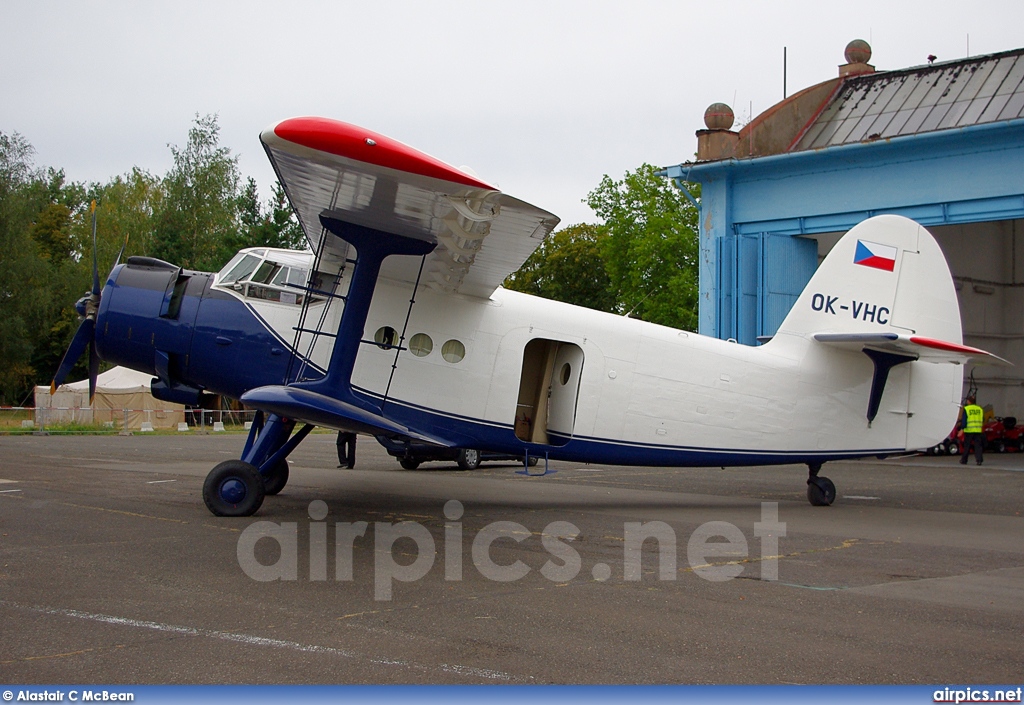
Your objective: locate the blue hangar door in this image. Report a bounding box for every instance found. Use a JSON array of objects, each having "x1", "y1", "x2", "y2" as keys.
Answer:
[{"x1": 717, "y1": 232, "x2": 819, "y2": 345}]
